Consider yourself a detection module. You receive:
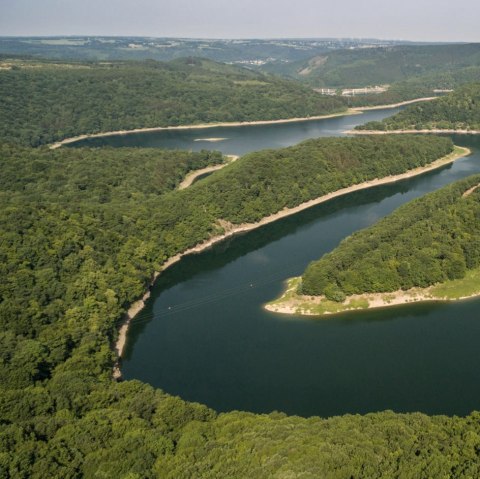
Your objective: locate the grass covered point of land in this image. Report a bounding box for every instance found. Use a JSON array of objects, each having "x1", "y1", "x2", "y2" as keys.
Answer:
[{"x1": 266, "y1": 174, "x2": 480, "y2": 316}]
